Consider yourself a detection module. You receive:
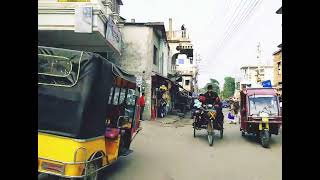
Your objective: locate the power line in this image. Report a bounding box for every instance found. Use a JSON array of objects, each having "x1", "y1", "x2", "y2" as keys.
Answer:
[
  {"x1": 221, "y1": 0, "x2": 251, "y2": 41},
  {"x1": 207, "y1": 0, "x2": 232, "y2": 33},
  {"x1": 213, "y1": 0, "x2": 257, "y2": 57},
  {"x1": 201, "y1": 0, "x2": 251, "y2": 68},
  {"x1": 202, "y1": 0, "x2": 255, "y2": 69},
  {"x1": 200, "y1": 0, "x2": 263, "y2": 71},
  {"x1": 212, "y1": 0, "x2": 256, "y2": 56},
  {"x1": 216, "y1": 0, "x2": 263, "y2": 55},
  {"x1": 222, "y1": 0, "x2": 263, "y2": 50},
  {"x1": 207, "y1": 0, "x2": 241, "y2": 37},
  {"x1": 212, "y1": 0, "x2": 263, "y2": 60},
  {"x1": 209, "y1": 0, "x2": 245, "y2": 48}
]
